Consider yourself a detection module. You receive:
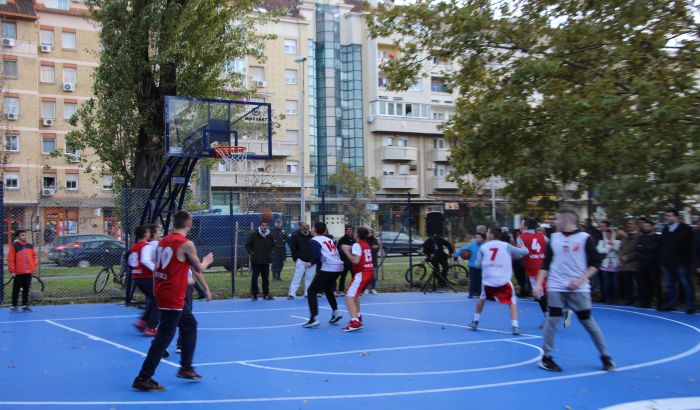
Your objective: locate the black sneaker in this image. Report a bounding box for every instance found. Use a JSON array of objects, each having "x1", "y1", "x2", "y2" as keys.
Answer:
[
  {"x1": 302, "y1": 318, "x2": 320, "y2": 328},
  {"x1": 601, "y1": 355, "x2": 615, "y2": 371},
  {"x1": 329, "y1": 313, "x2": 343, "y2": 324},
  {"x1": 263, "y1": 295, "x2": 274, "y2": 300},
  {"x1": 132, "y1": 377, "x2": 166, "y2": 391},
  {"x1": 657, "y1": 305, "x2": 675, "y2": 312},
  {"x1": 468, "y1": 321, "x2": 479, "y2": 331},
  {"x1": 176, "y1": 367, "x2": 203, "y2": 380},
  {"x1": 539, "y1": 355, "x2": 562, "y2": 372},
  {"x1": 22, "y1": 306, "x2": 33, "y2": 313},
  {"x1": 10, "y1": 307, "x2": 19, "y2": 313},
  {"x1": 287, "y1": 295, "x2": 294, "y2": 300},
  {"x1": 251, "y1": 296, "x2": 258, "y2": 301},
  {"x1": 686, "y1": 308, "x2": 696, "y2": 315}
]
